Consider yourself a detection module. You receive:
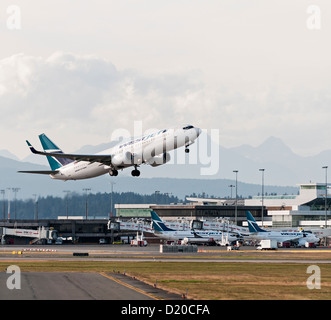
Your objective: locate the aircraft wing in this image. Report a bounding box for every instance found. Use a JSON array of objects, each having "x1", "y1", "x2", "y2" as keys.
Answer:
[
  {"x1": 18, "y1": 170, "x2": 59, "y2": 175},
  {"x1": 26, "y1": 141, "x2": 112, "y2": 165},
  {"x1": 192, "y1": 231, "x2": 212, "y2": 240},
  {"x1": 277, "y1": 235, "x2": 302, "y2": 242}
]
